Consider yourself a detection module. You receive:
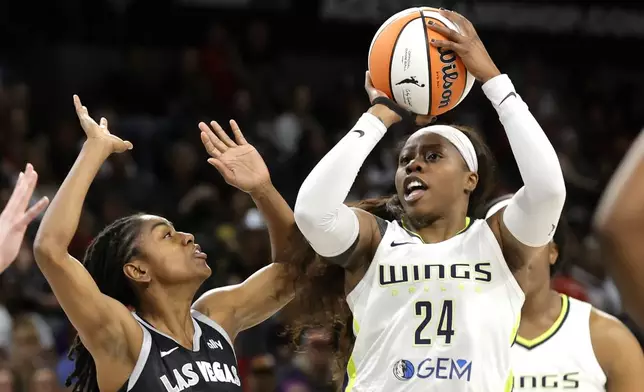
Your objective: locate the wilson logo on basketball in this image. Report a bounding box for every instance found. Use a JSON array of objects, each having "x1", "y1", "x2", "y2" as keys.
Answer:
[
  {"x1": 368, "y1": 7, "x2": 473, "y2": 115},
  {"x1": 437, "y1": 47, "x2": 459, "y2": 109}
]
